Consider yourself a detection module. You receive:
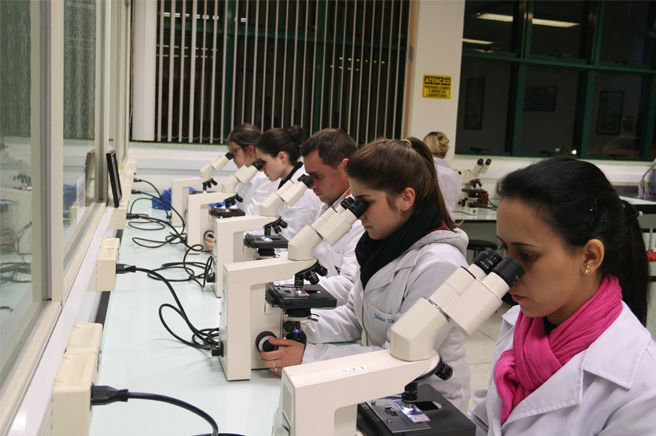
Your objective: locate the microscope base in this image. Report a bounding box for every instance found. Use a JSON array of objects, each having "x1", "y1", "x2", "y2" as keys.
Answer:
[{"x1": 357, "y1": 384, "x2": 475, "y2": 436}]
